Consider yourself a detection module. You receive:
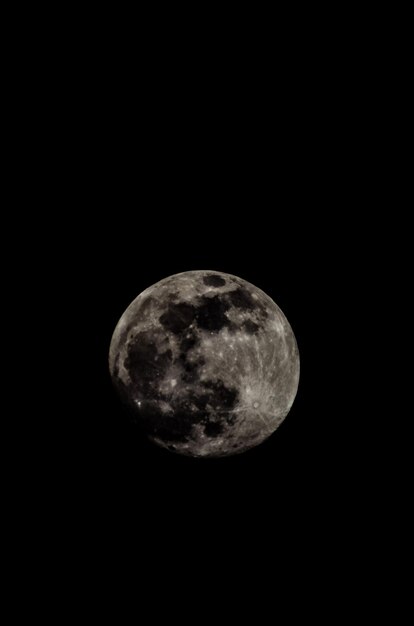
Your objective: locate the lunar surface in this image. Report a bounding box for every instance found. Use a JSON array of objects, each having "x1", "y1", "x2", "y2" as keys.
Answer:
[{"x1": 109, "y1": 271, "x2": 299, "y2": 457}]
